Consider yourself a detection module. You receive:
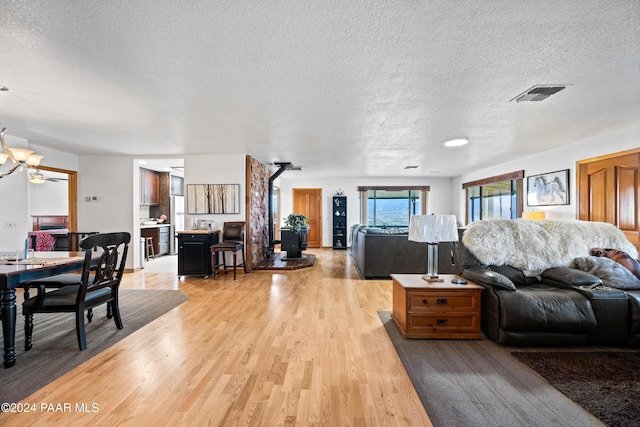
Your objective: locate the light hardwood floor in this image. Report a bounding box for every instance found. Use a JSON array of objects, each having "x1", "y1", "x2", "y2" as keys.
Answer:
[{"x1": 1, "y1": 249, "x2": 432, "y2": 426}]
